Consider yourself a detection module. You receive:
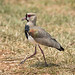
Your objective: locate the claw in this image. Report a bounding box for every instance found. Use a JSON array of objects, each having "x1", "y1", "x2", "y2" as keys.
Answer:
[
  {"x1": 45, "y1": 63, "x2": 48, "y2": 67},
  {"x1": 20, "y1": 60, "x2": 25, "y2": 64}
]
